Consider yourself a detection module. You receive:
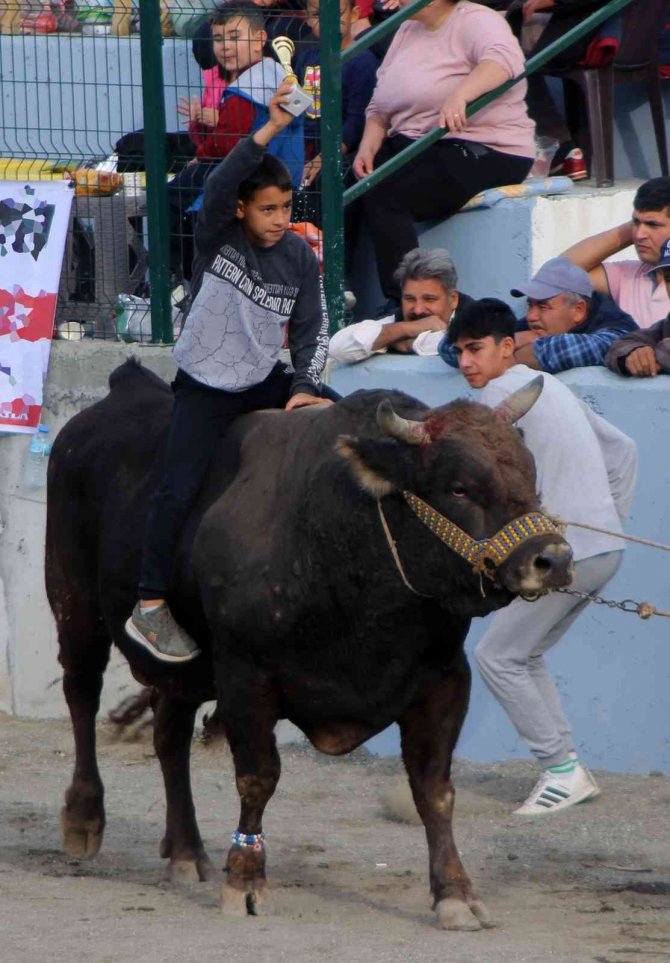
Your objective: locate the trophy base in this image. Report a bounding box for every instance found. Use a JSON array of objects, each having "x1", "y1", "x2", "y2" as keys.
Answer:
[{"x1": 280, "y1": 84, "x2": 314, "y2": 118}]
